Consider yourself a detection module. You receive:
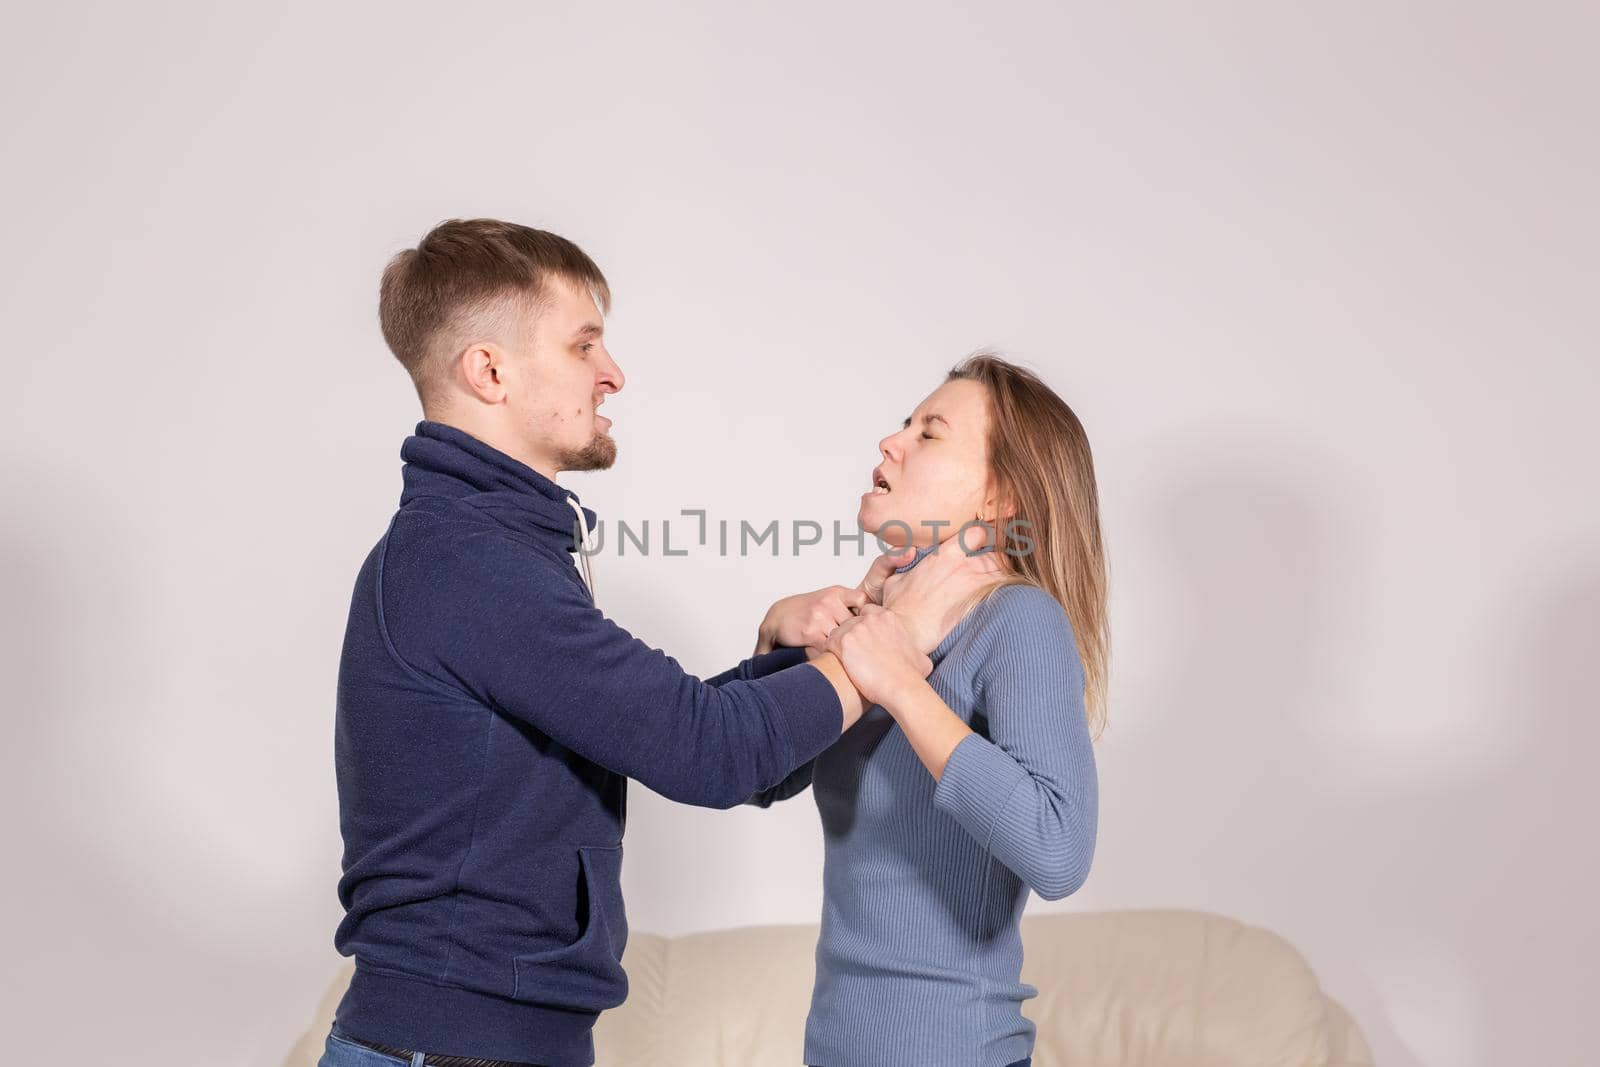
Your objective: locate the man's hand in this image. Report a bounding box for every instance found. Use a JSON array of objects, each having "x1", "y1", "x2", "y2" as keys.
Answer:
[
  {"x1": 879, "y1": 527, "x2": 1005, "y2": 654},
  {"x1": 857, "y1": 543, "x2": 917, "y2": 605},
  {"x1": 754, "y1": 585, "x2": 868, "y2": 655},
  {"x1": 823, "y1": 604, "x2": 934, "y2": 709},
  {"x1": 753, "y1": 545, "x2": 916, "y2": 655}
]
